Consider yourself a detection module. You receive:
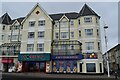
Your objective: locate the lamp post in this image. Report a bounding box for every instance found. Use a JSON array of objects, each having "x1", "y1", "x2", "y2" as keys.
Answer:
[{"x1": 104, "y1": 24, "x2": 110, "y2": 77}]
